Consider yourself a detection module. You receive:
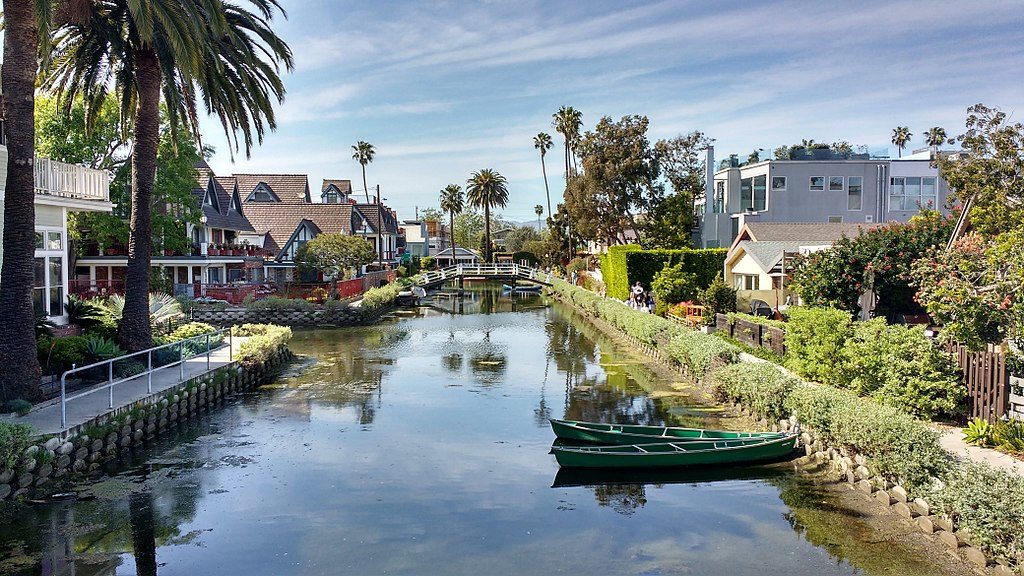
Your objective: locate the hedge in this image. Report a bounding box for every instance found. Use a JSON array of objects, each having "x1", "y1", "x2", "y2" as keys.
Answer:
[
  {"x1": 232, "y1": 324, "x2": 293, "y2": 367},
  {"x1": 599, "y1": 244, "x2": 727, "y2": 300},
  {"x1": 360, "y1": 282, "x2": 405, "y2": 316},
  {"x1": 709, "y1": 362, "x2": 797, "y2": 421},
  {"x1": 782, "y1": 306, "x2": 852, "y2": 385},
  {"x1": 666, "y1": 330, "x2": 740, "y2": 380},
  {"x1": 929, "y1": 462, "x2": 1024, "y2": 563}
]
